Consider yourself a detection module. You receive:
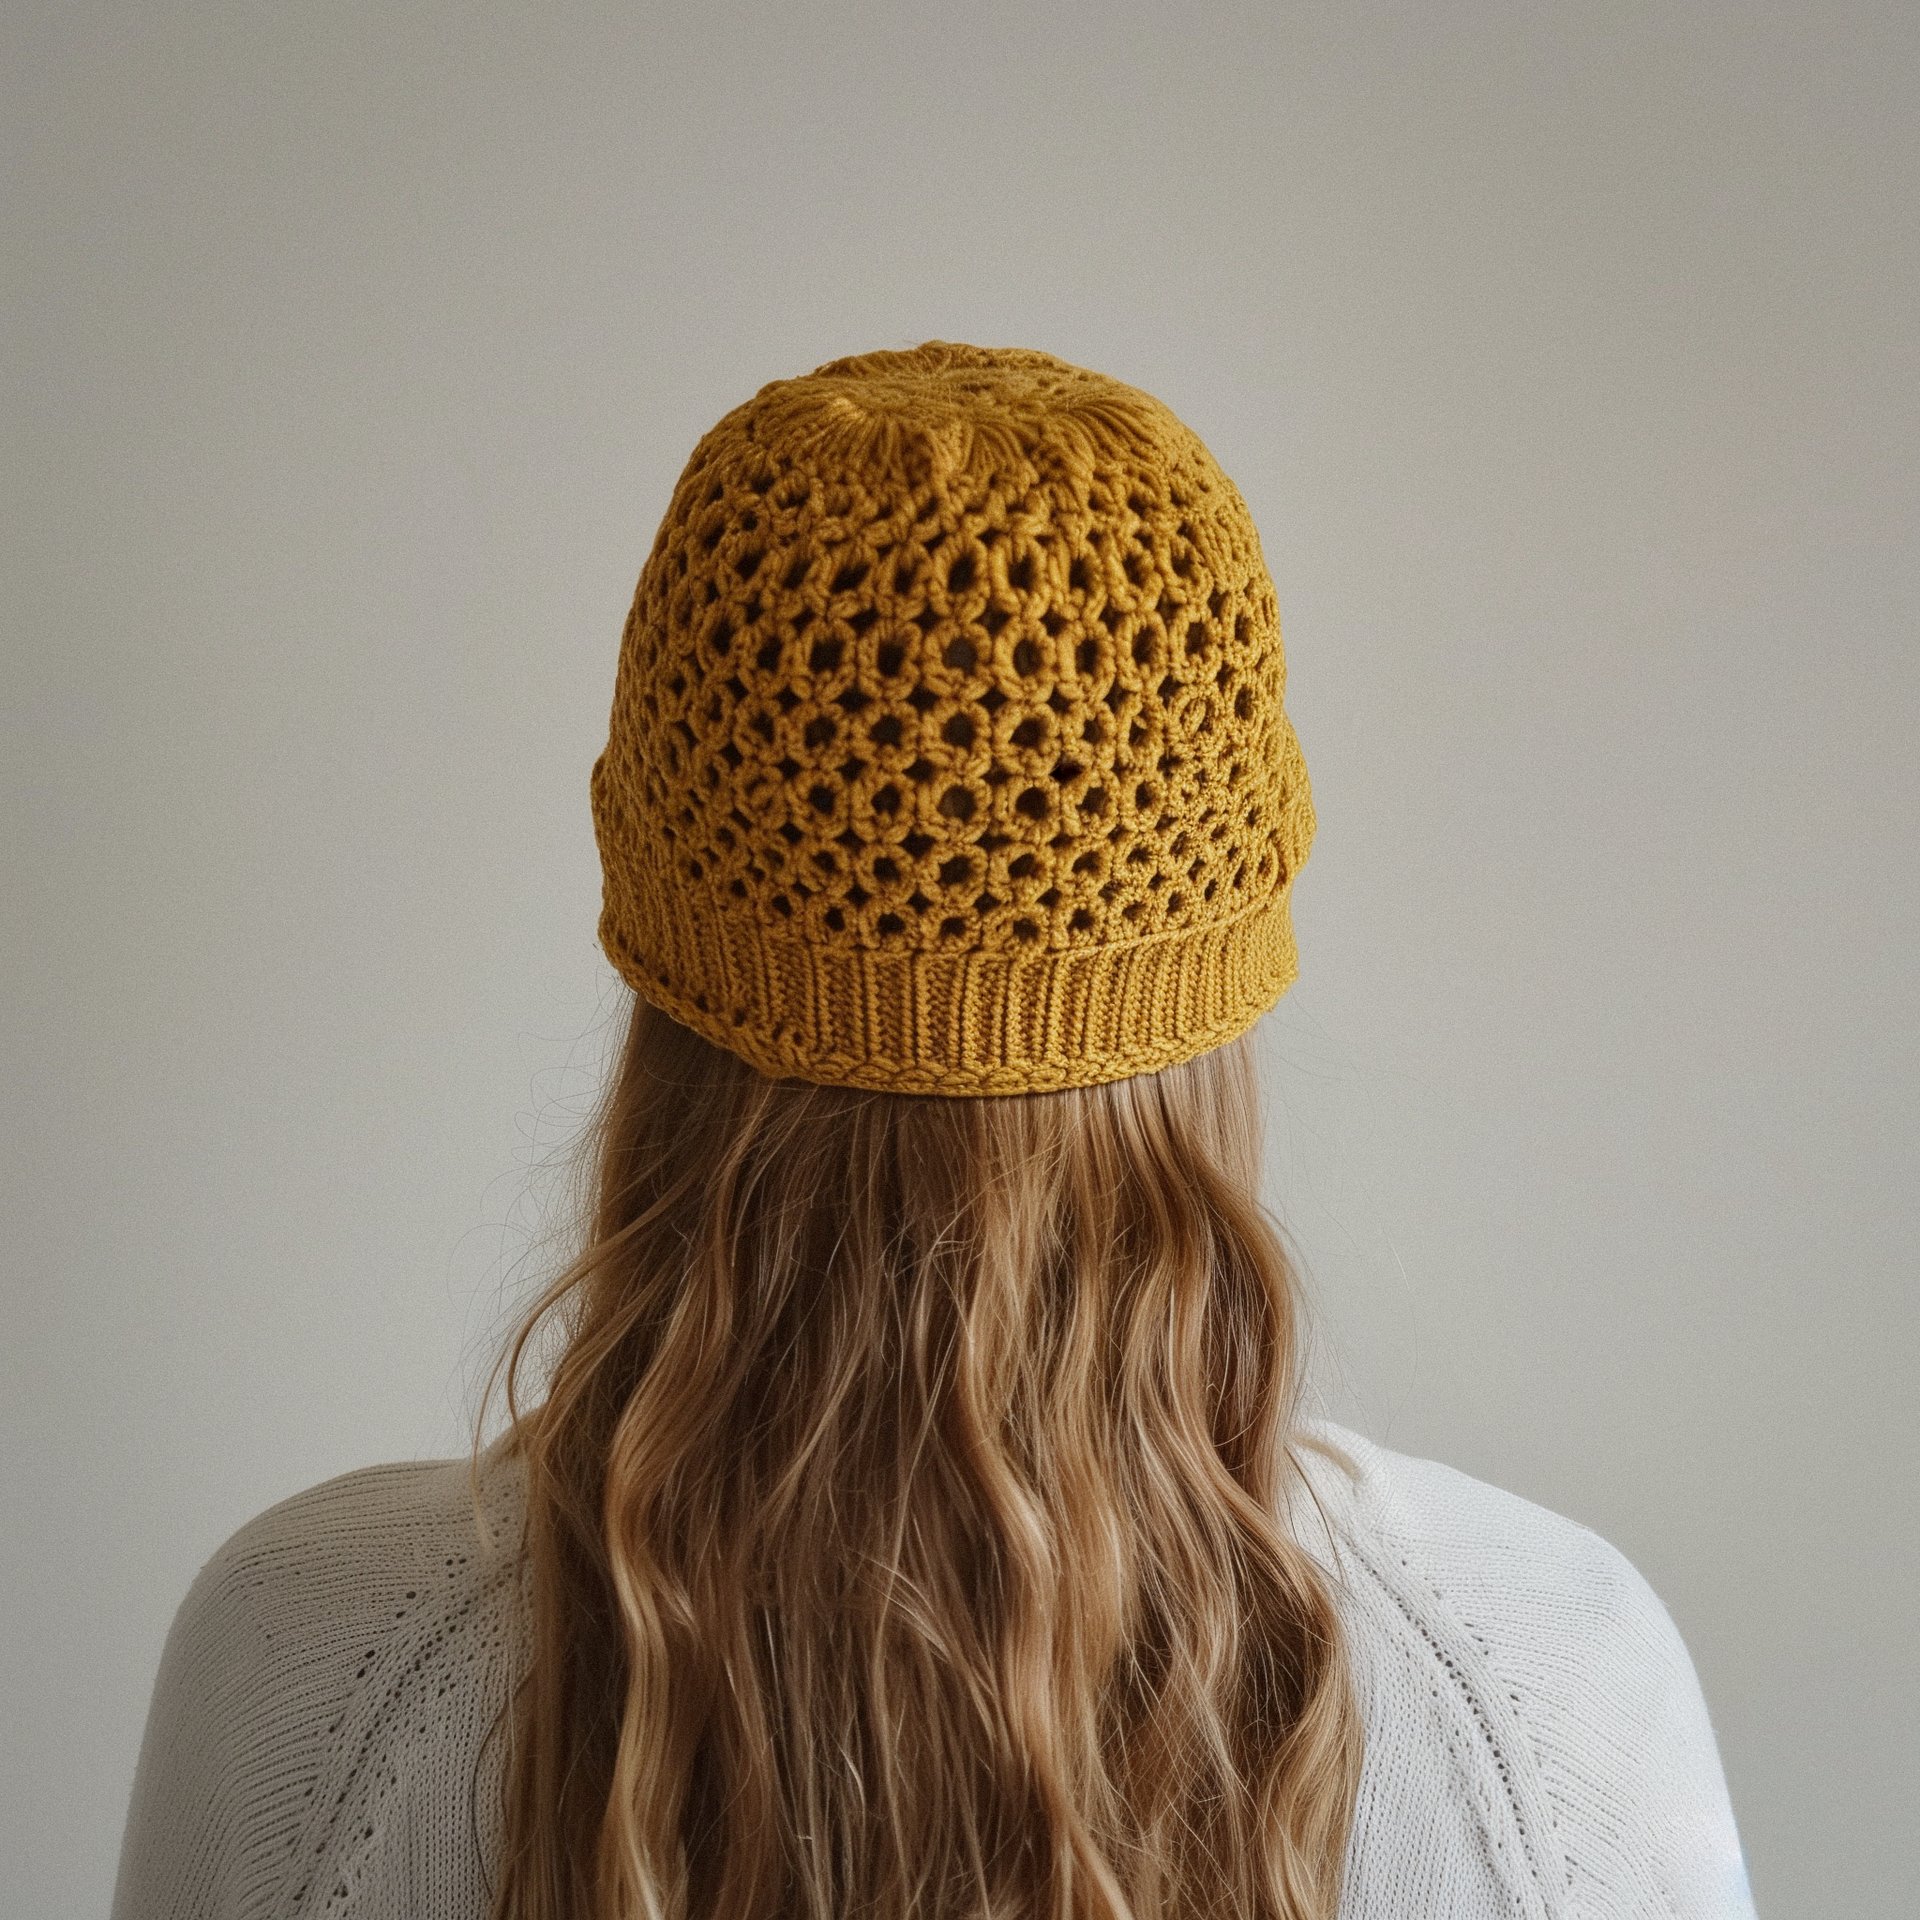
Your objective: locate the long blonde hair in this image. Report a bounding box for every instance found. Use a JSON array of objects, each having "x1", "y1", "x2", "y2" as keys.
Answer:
[{"x1": 477, "y1": 988, "x2": 1361, "y2": 1920}]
